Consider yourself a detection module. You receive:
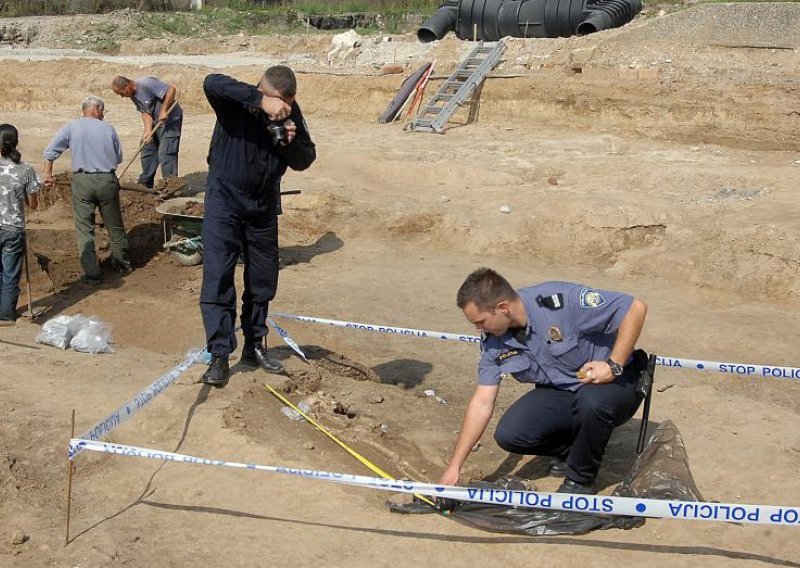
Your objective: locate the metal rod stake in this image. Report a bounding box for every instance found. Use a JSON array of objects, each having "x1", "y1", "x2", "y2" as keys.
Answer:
[{"x1": 65, "y1": 409, "x2": 75, "y2": 546}]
